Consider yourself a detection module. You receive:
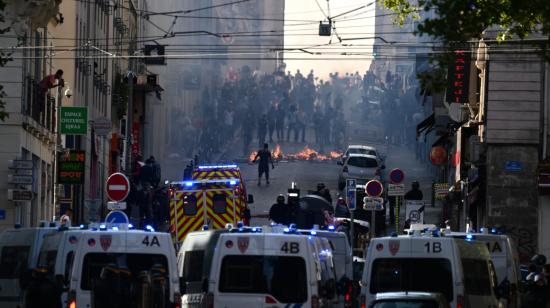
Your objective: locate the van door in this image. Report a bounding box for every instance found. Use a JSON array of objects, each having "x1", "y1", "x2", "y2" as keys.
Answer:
[
  {"x1": 172, "y1": 190, "x2": 206, "y2": 243},
  {"x1": 205, "y1": 189, "x2": 238, "y2": 229},
  {"x1": 461, "y1": 258, "x2": 499, "y2": 307}
]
